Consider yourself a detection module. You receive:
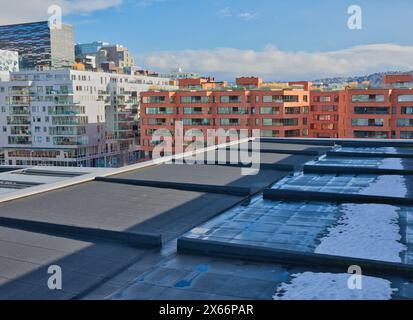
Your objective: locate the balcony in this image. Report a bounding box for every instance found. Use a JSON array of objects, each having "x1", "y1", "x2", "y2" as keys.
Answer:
[
  {"x1": 7, "y1": 116, "x2": 31, "y2": 125},
  {"x1": 8, "y1": 97, "x2": 30, "y2": 105},
  {"x1": 46, "y1": 89, "x2": 74, "y2": 95},
  {"x1": 52, "y1": 116, "x2": 87, "y2": 126},
  {"x1": 116, "y1": 123, "x2": 133, "y2": 131},
  {"x1": 49, "y1": 126, "x2": 86, "y2": 136},
  {"x1": 53, "y1": 136, "x2": 88, "y2": 146},
  {"x1": 10, "y1": 126, "x2": 31, "y2": 136},
  {"x1": 48, "y1": 106, "x2": 84, "y2": 115},
  {"x1": 10, "y1": 107, "x2": 30, "y2": 115},
  {"x1": 8, "y1": 136, "x2": 32, "y2": 145},
  {"x1": 116, "y1": 132, "x2": 135, "y2": 140},
  {"x1": 10, "y1": 89, "x2": 30, "y2": 95}
]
